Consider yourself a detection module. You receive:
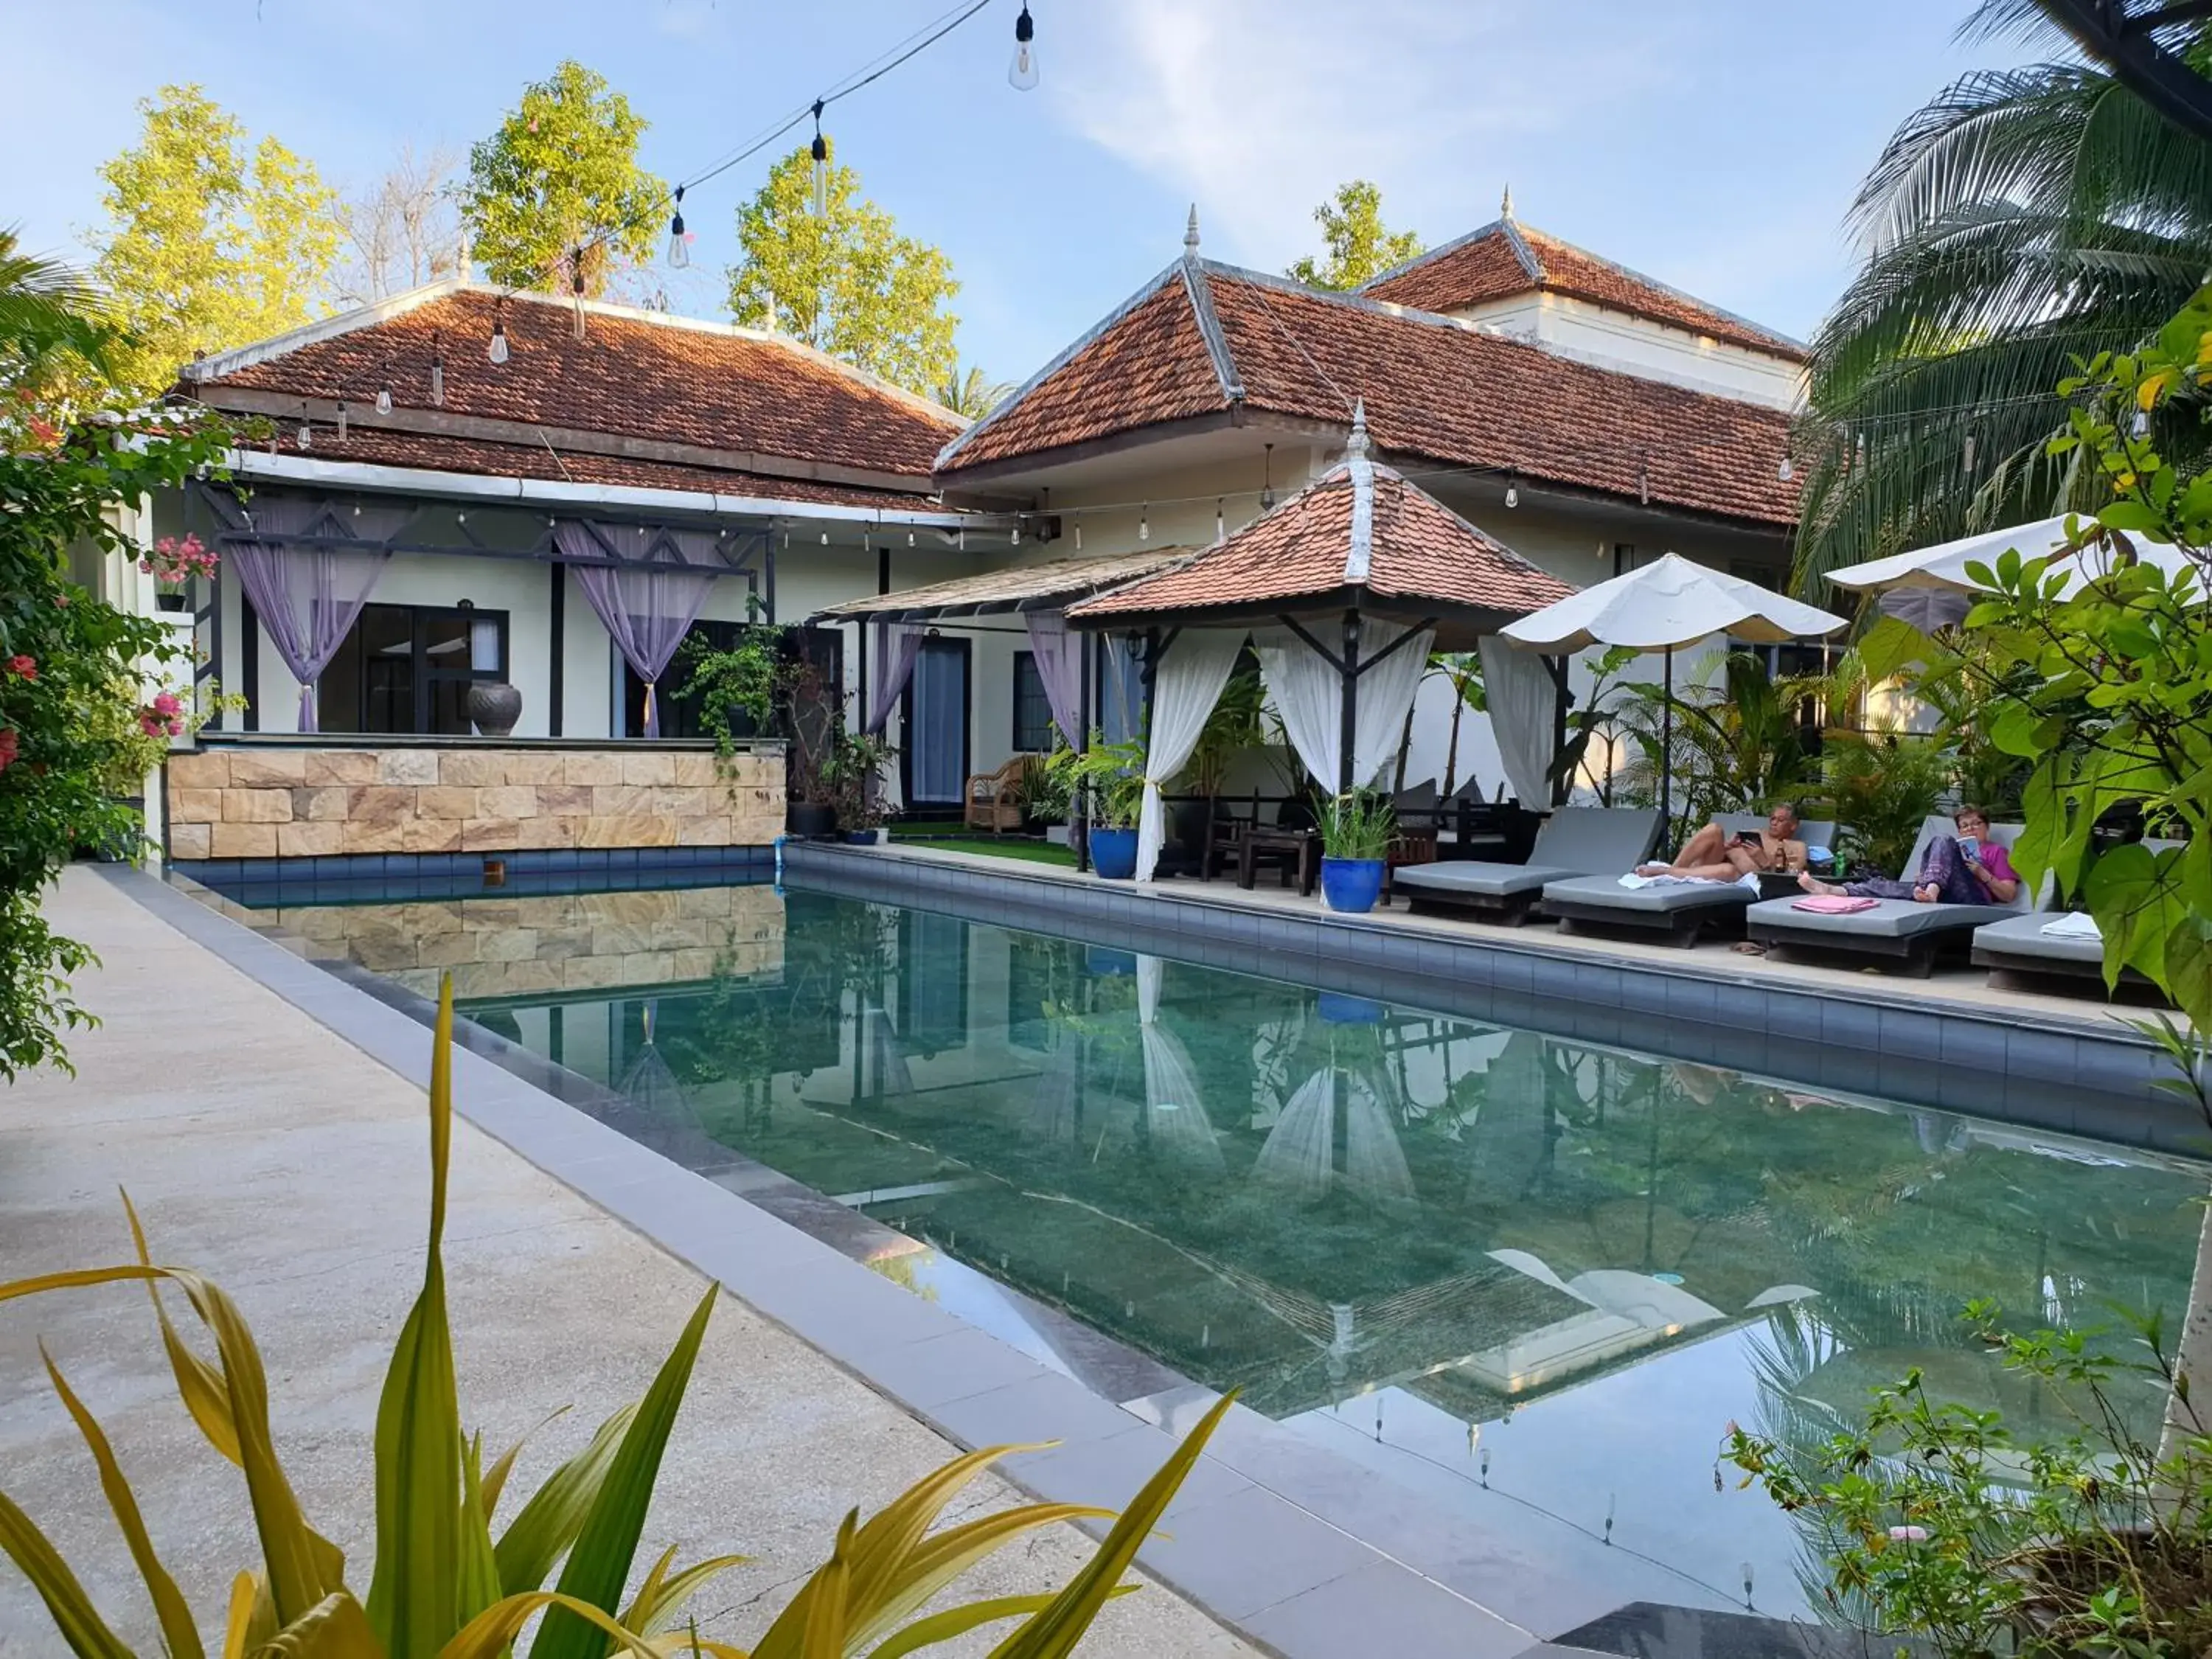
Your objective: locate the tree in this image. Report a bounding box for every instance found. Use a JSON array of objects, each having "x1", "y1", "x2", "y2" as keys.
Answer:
[
  {"x1": 1790, "y1": 4, "x2": 2212, "y2": 594},
  {"x1": 459, "y1": 60, "x2": 664, "y2": 296},
  {"x1": 0, "y1": 229, "x2": 112, "y2": 410},
  {"x1": 86, "y1": 85, "x2": 341, "y2": 399},
  {"x1": 725, "y1": 141, "x2": 959, "y2": 397},
  {"x1": 937, "y1": 364, "x2": 1012, "y2": 419},
  {"x1": 1287, "y1": 180, "x2": 1423, "y2": 291},
  {"x1": 336, "y1": 144, "x2": 461, "y2": 304}
]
